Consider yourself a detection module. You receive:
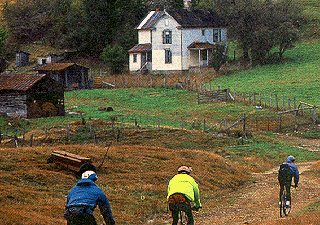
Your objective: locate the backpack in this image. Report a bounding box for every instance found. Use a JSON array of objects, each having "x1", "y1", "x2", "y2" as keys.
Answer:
[{"x1": 278, "y1": 163, "x2": 293, "y2": 183}]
